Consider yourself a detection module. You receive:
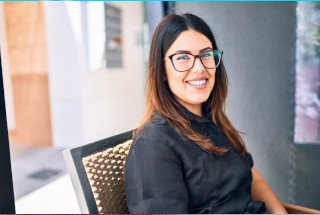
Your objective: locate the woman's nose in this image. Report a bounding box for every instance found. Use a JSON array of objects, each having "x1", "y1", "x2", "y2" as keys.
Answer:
[{"x1": 191, "y1": 57, "x2": 205, "y2": 73}]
